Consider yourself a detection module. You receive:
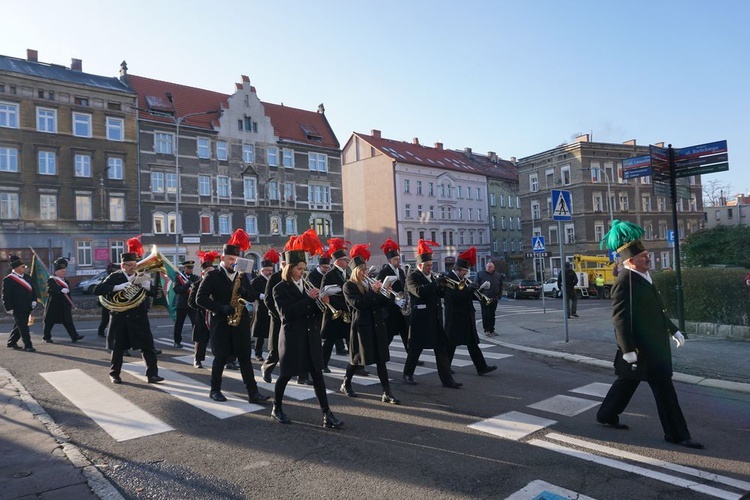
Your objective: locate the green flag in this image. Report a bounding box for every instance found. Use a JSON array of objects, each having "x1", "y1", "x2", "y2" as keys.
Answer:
[{"x1": 29, "y1": 250, "x2": 50, "y2": 309}]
